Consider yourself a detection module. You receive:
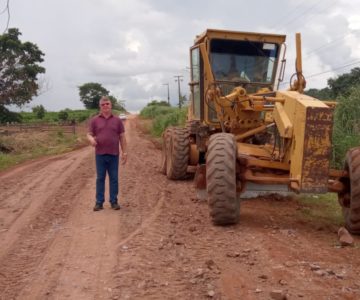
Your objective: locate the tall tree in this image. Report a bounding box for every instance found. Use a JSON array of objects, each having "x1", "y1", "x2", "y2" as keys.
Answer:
[
  {"x1": 32, "y1": 104, "x2": 46, "y2": 119},
  {"x1": 78, "y1": 82, "x2": 109, "y2": 109},
  {"x1": 327, "y1": 67, "x2": 360, "y2": 98},
  {"x1": 0, "y1": 28, "x2": 45, "y2": 107}
]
